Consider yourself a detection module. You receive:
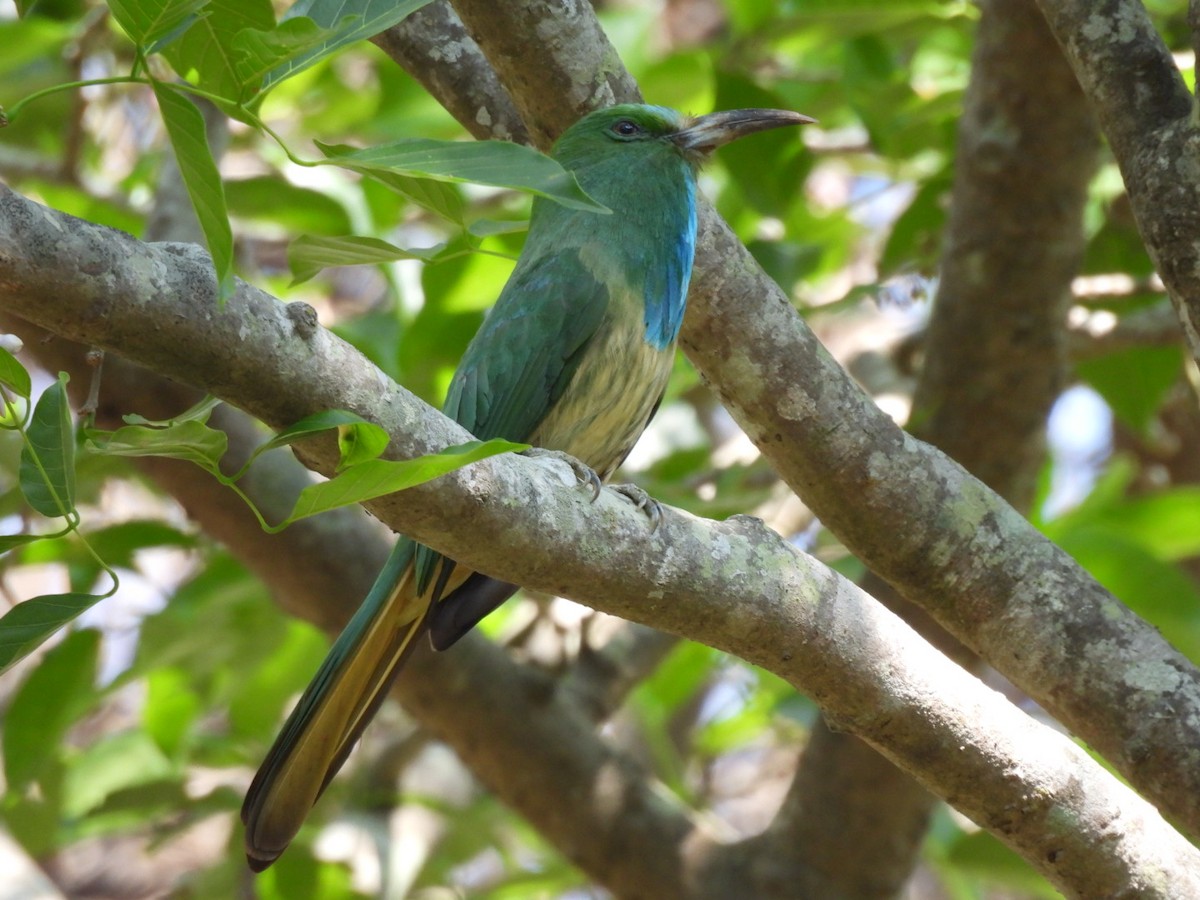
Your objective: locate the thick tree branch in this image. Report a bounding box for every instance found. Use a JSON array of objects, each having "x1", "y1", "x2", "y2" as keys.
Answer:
[
  {"x1": 913, "y1": 0, "x2": 1098, "y2": 507},
  {"x1": 449, "y1": 0, "x2": 641, "y2": 150},
  {"x1": 1, "y1": 187, "x2": 1199, "y2": 897},
  {"x1": 1034, "y1": 0, "x2": 1200, "y2": 360},
  {"x1": 370, "y1": 1, "x2": 528, "y2": 143}
]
